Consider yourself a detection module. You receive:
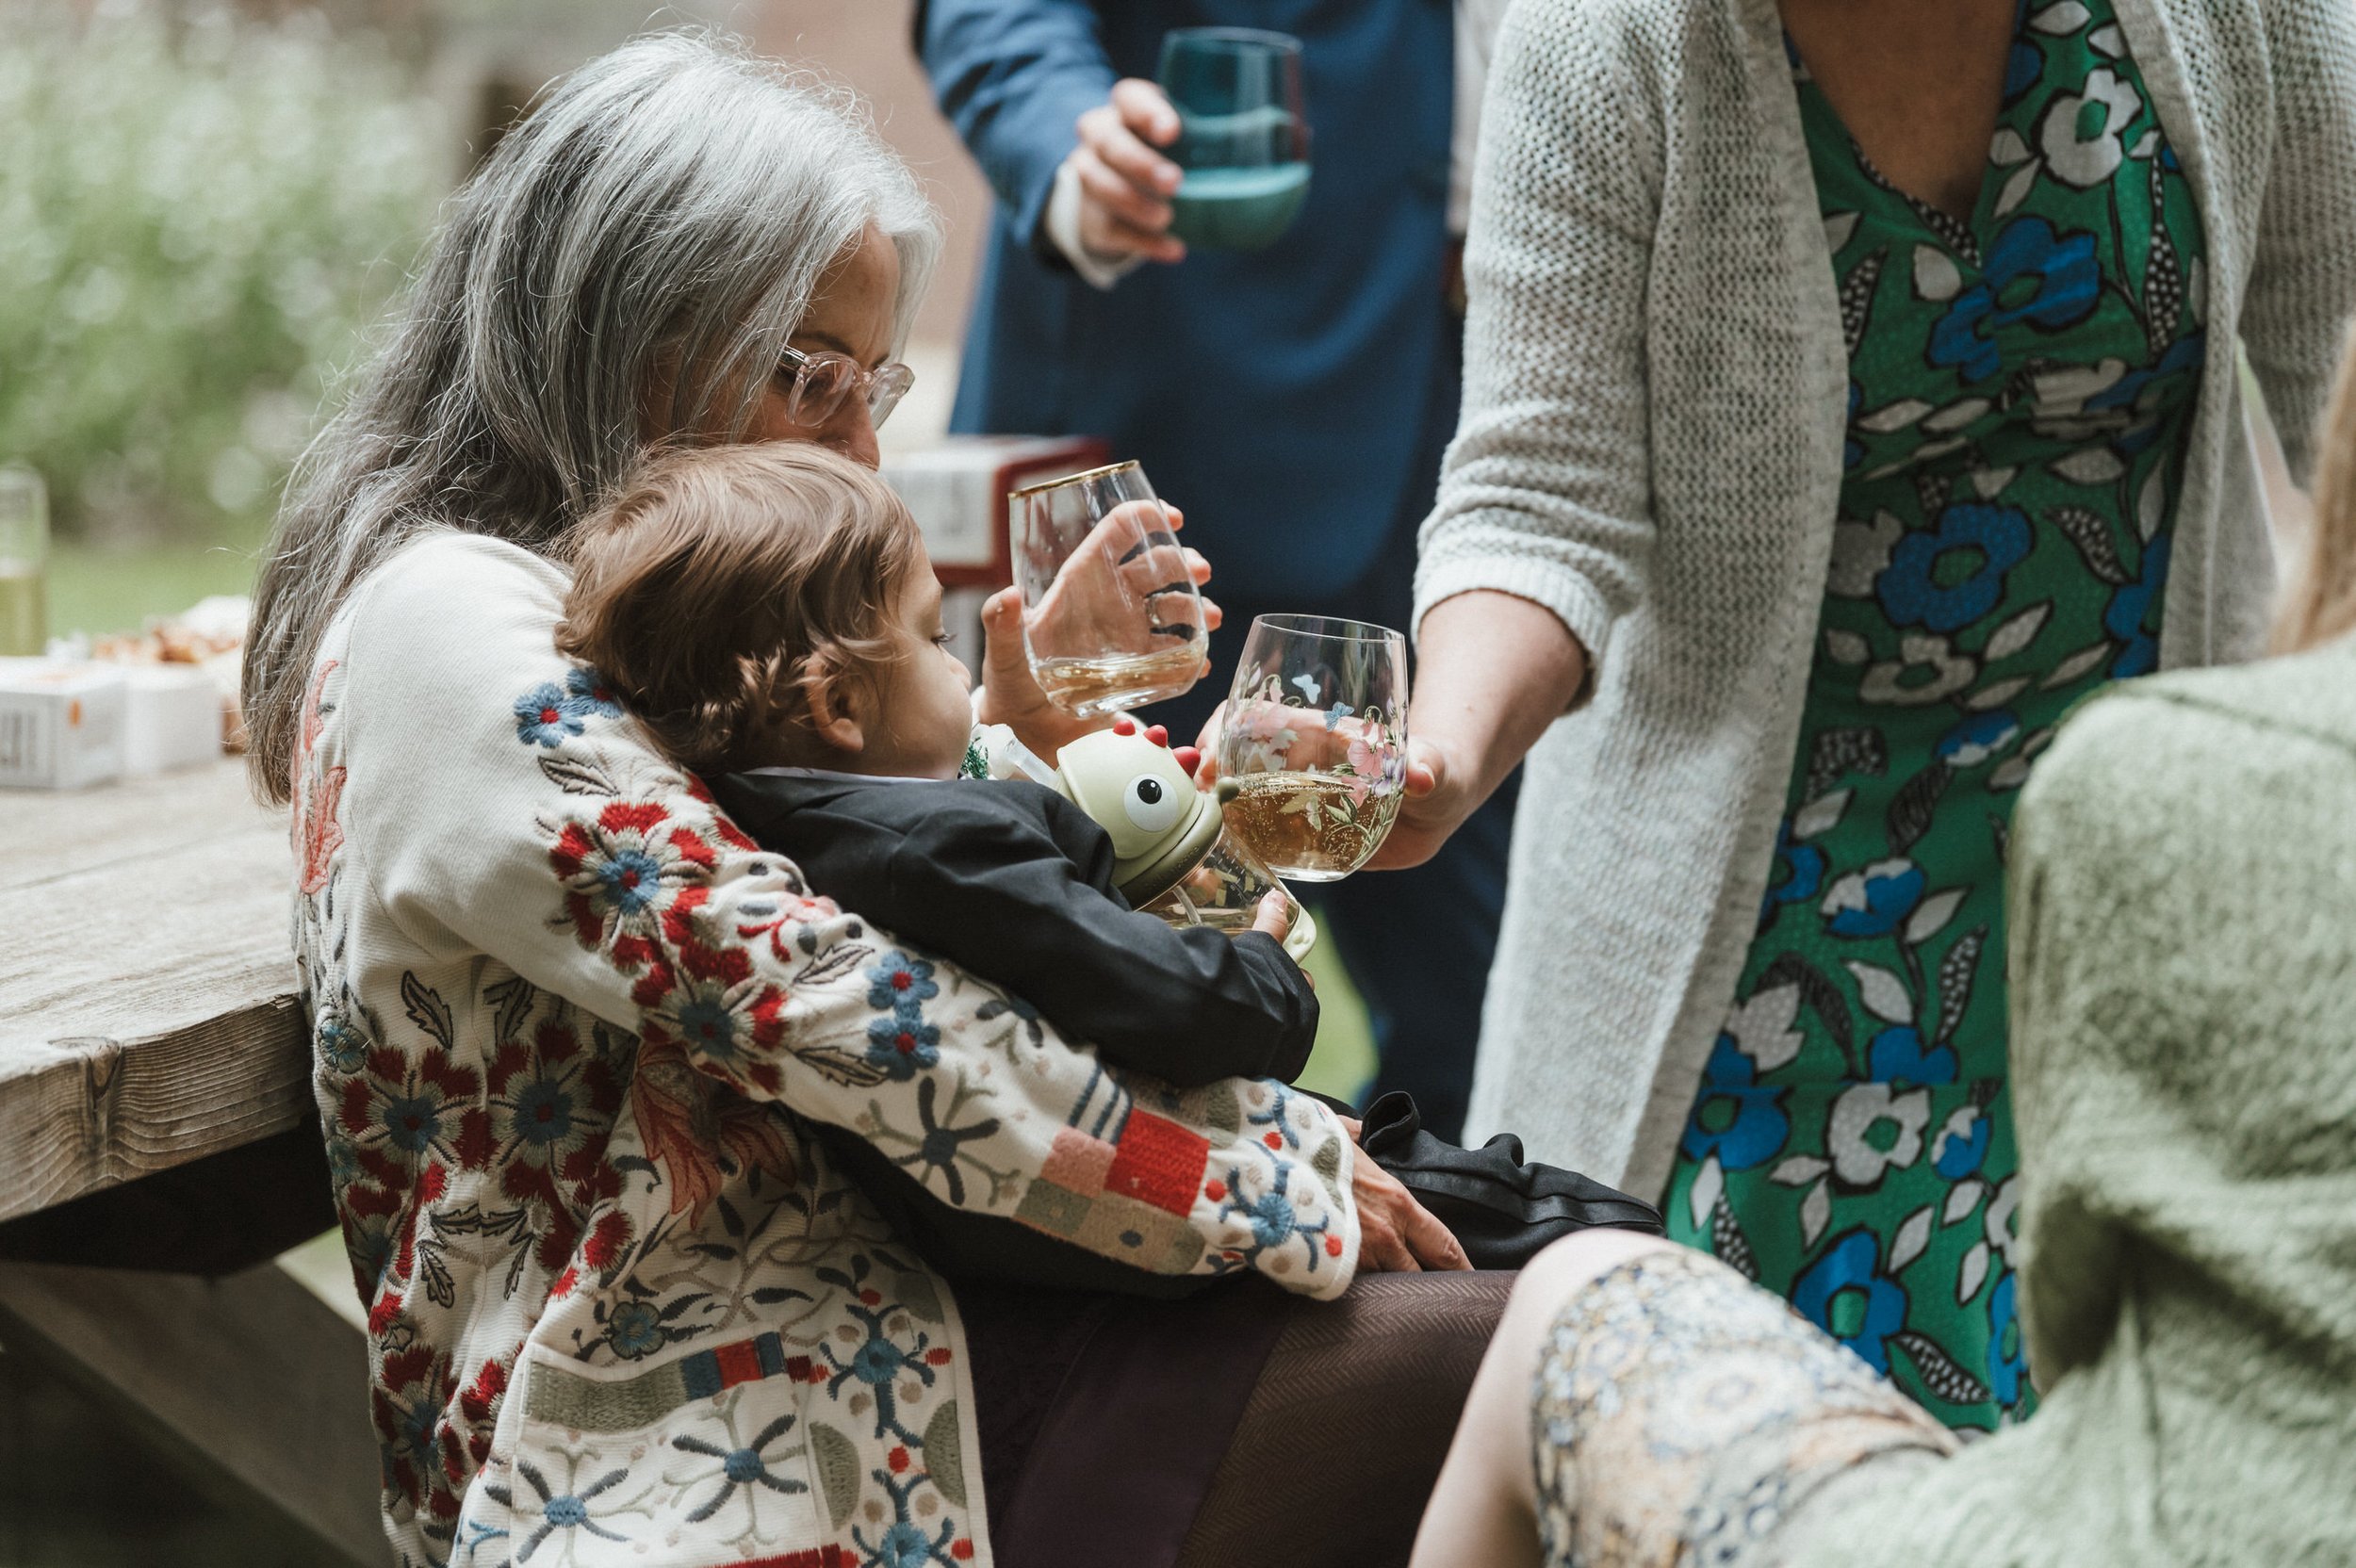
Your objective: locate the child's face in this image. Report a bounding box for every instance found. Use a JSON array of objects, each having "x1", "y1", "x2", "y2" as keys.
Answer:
[{"x1": 852, "y1": 544, "x2": 973, "y2": 779}]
